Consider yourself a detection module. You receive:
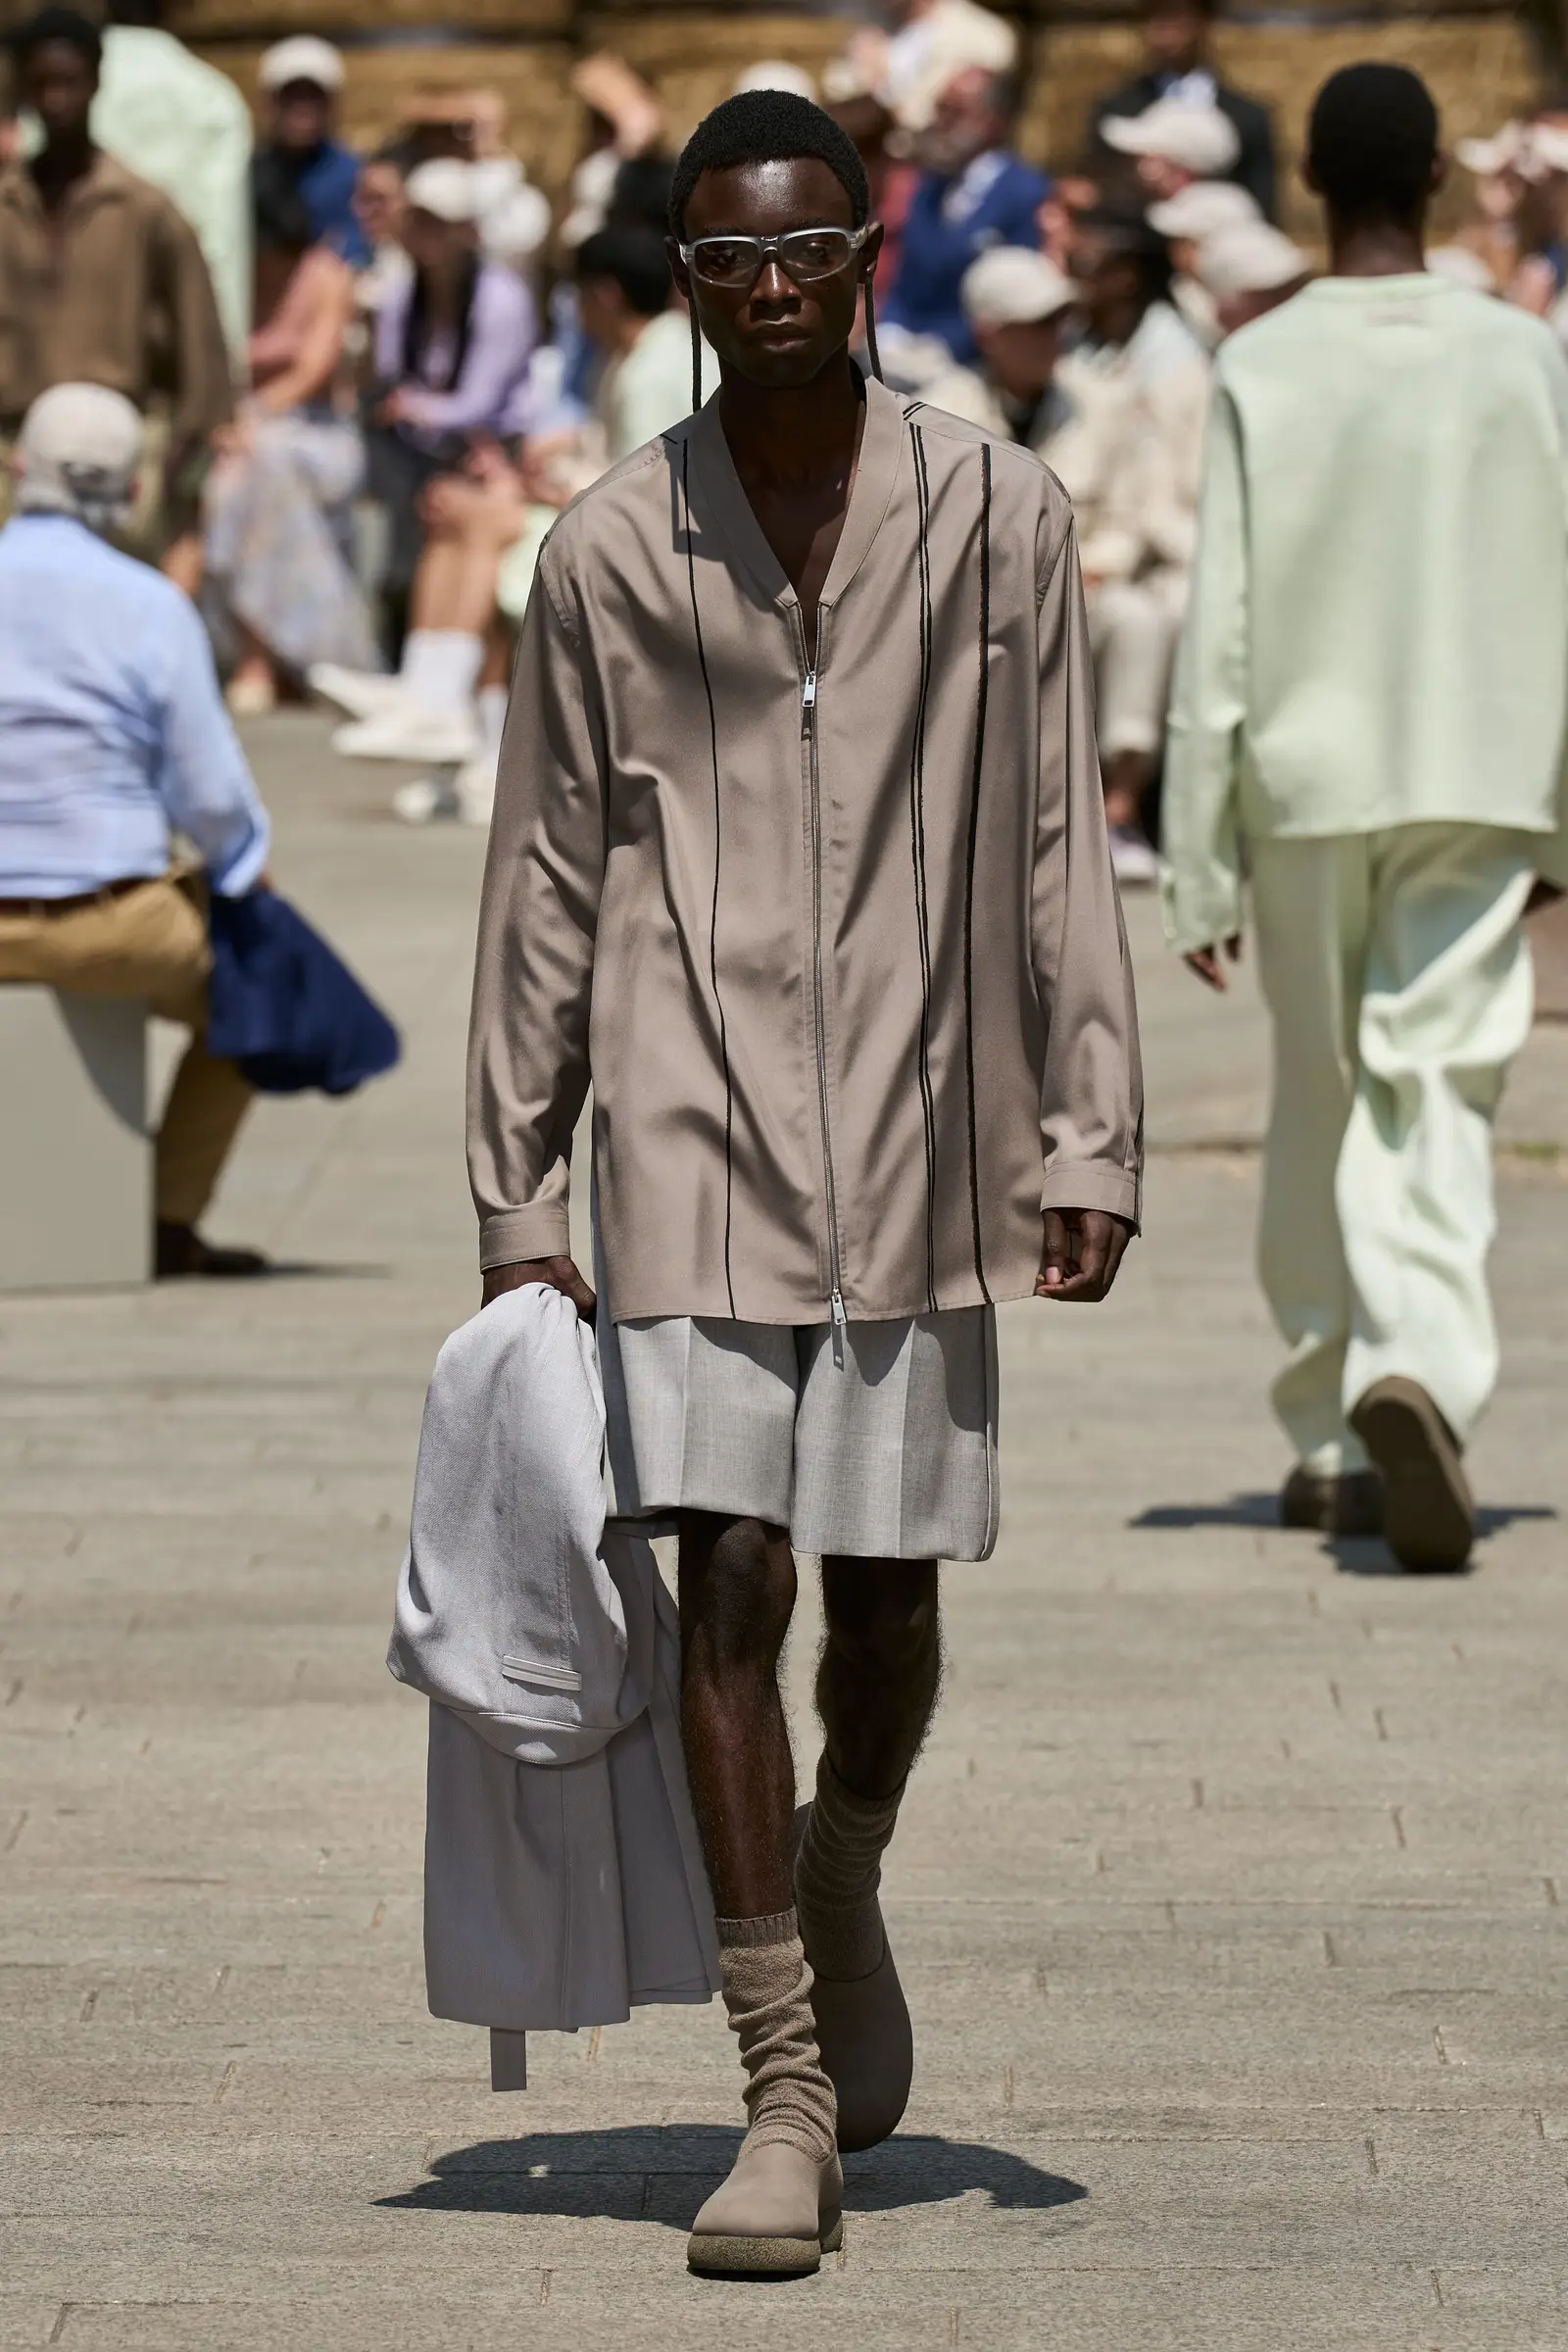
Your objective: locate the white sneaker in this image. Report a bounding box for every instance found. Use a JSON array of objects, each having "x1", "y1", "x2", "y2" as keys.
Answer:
[
  {"x1": 1108, "y1": 824, "x2": 1158, "y2": 887},
  {"x1": 332, "y1": 704, "x2": 480, "y2": 763},
  {"x1": 391, "y1": 774, "x2": 461, "y2": 824},
  {"x1": 308, "y1": 662, "x2": 405, "y2": 720},
  {"x1": 453, "y1": 755, "x2": 497, "y2": 827}
]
